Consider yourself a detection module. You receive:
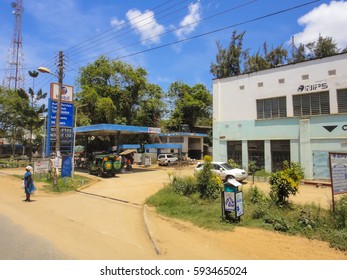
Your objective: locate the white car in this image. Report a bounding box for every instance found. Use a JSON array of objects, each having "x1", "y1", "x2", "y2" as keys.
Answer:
[
  {"x1": 195, "y1": 161, "x2": 248, "y2": 182},
  {"x1": 157, "y1": 154, "x2": 179, "y2": 166}
]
